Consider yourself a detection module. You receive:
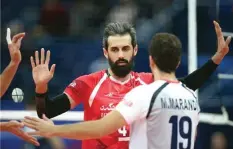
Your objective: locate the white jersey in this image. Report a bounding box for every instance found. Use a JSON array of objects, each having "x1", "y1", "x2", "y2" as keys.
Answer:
[{"x1": 115, "y1": 80, "x2": 200, "y2": 149}]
